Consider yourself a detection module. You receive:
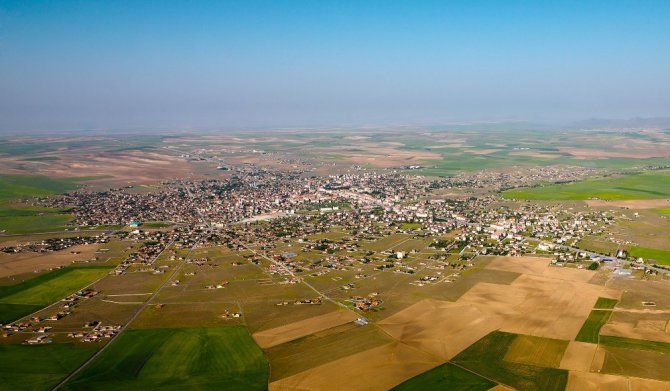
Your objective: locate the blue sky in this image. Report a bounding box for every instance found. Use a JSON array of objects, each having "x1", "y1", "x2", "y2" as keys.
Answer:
[{"x1": 1, "y1": 0, "x2": 669, "y2": 132}]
